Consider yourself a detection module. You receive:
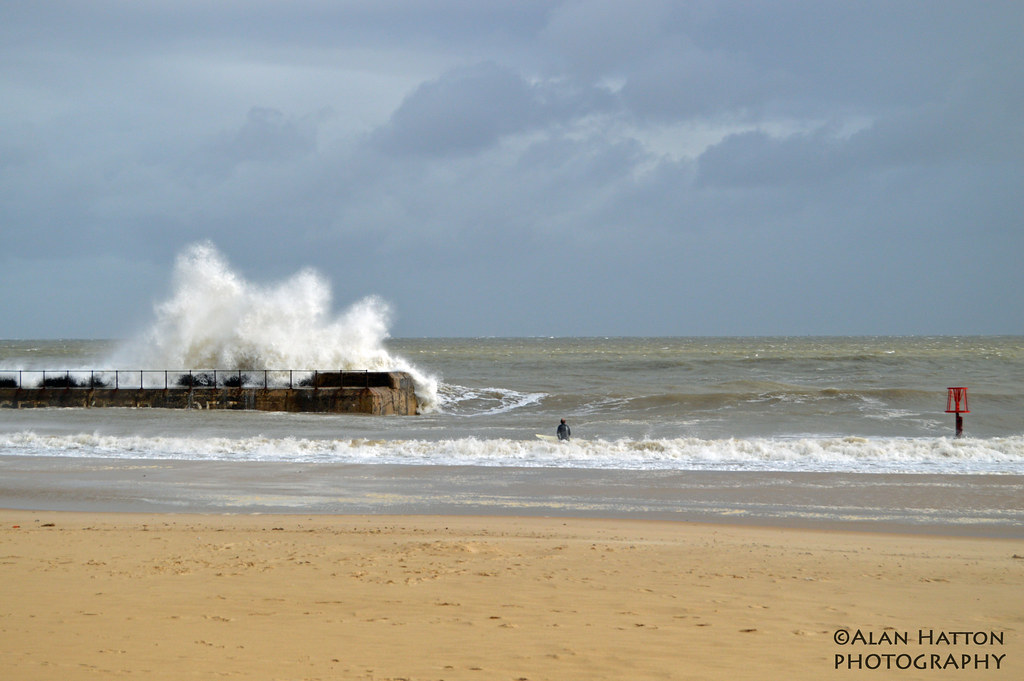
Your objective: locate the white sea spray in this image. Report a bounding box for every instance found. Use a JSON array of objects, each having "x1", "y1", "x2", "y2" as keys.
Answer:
[{"x1": 107, "y1": 242, "x2": 439, "y2": 411}]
